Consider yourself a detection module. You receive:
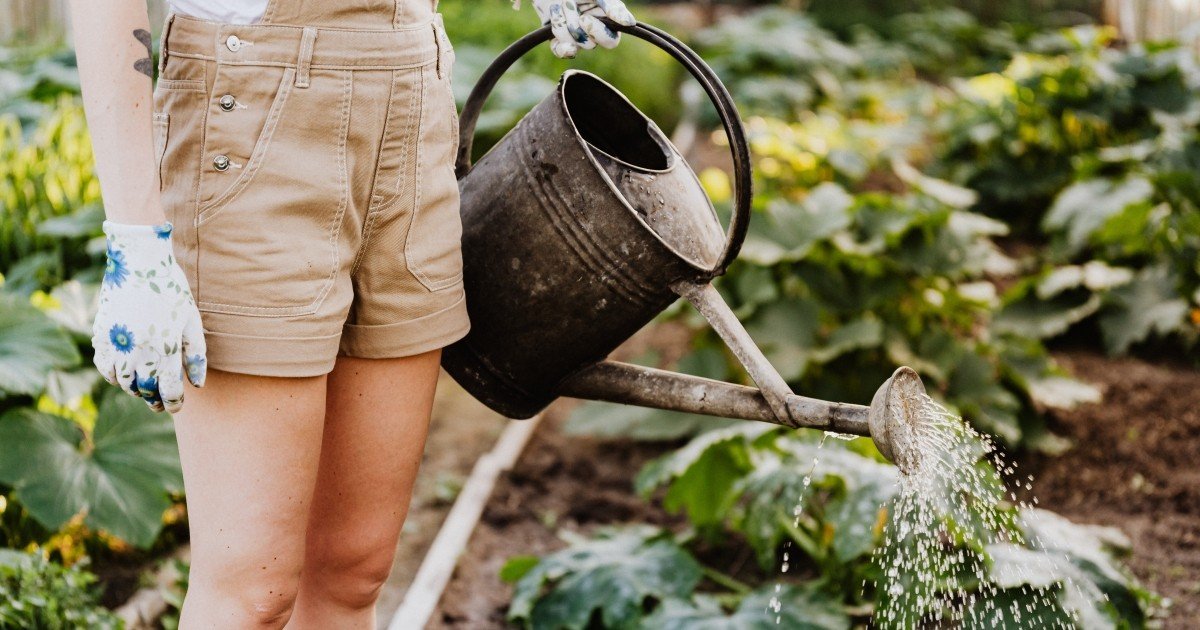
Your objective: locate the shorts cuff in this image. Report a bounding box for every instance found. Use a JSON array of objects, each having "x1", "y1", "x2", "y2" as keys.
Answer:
[
  {"x1": 204, "y1": 329, "x2": 343, "y2": 377},
  {"x1": 339, "y1": 292, "x2": 471, "y2": 359}
]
